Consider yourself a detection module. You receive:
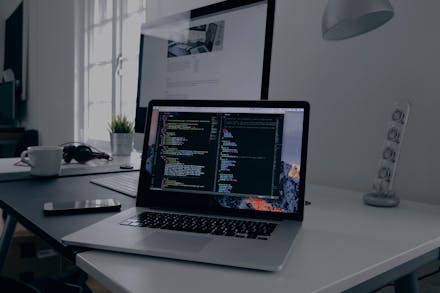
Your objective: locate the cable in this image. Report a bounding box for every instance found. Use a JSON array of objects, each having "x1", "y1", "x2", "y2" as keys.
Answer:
[{"x1": 418, "y1": 267, "x2": 440, "y2": 281}]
